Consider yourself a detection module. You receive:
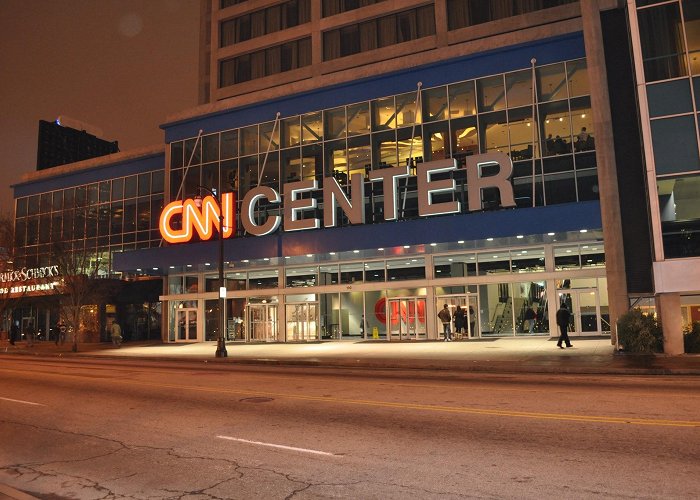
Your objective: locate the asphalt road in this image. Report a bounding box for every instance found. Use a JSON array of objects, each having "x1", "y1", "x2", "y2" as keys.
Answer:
[{"x1": 0, "y1": 356, "x2": 698, "y2": 499}]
